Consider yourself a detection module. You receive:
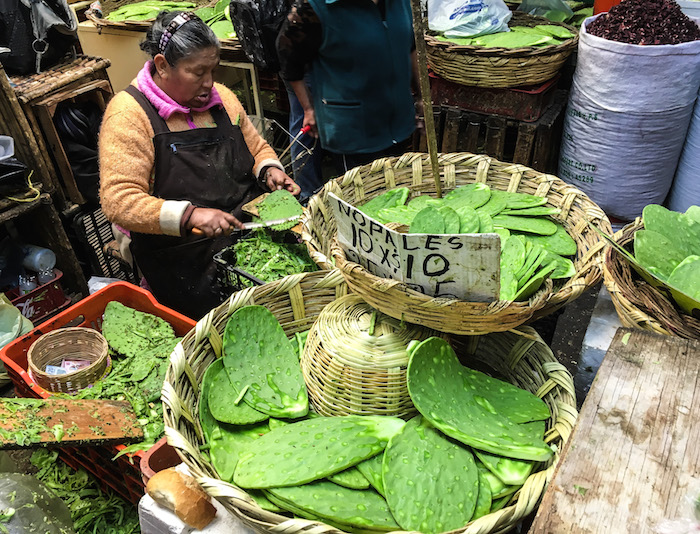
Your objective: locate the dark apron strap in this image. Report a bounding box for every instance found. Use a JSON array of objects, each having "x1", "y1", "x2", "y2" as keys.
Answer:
[{"x1": 125, "y1": 85, "x2": 170, "y2": 135}]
